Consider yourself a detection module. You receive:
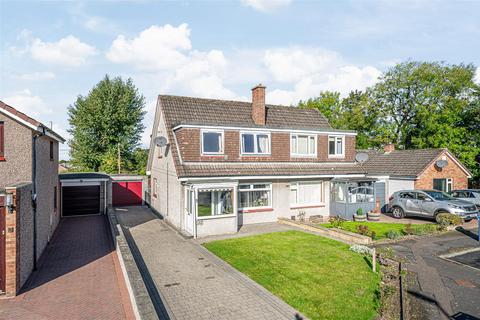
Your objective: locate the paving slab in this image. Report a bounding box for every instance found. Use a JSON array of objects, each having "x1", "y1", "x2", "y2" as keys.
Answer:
[{"x1": 115, "y1": 206, "x2": 303, "y2": 320}]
